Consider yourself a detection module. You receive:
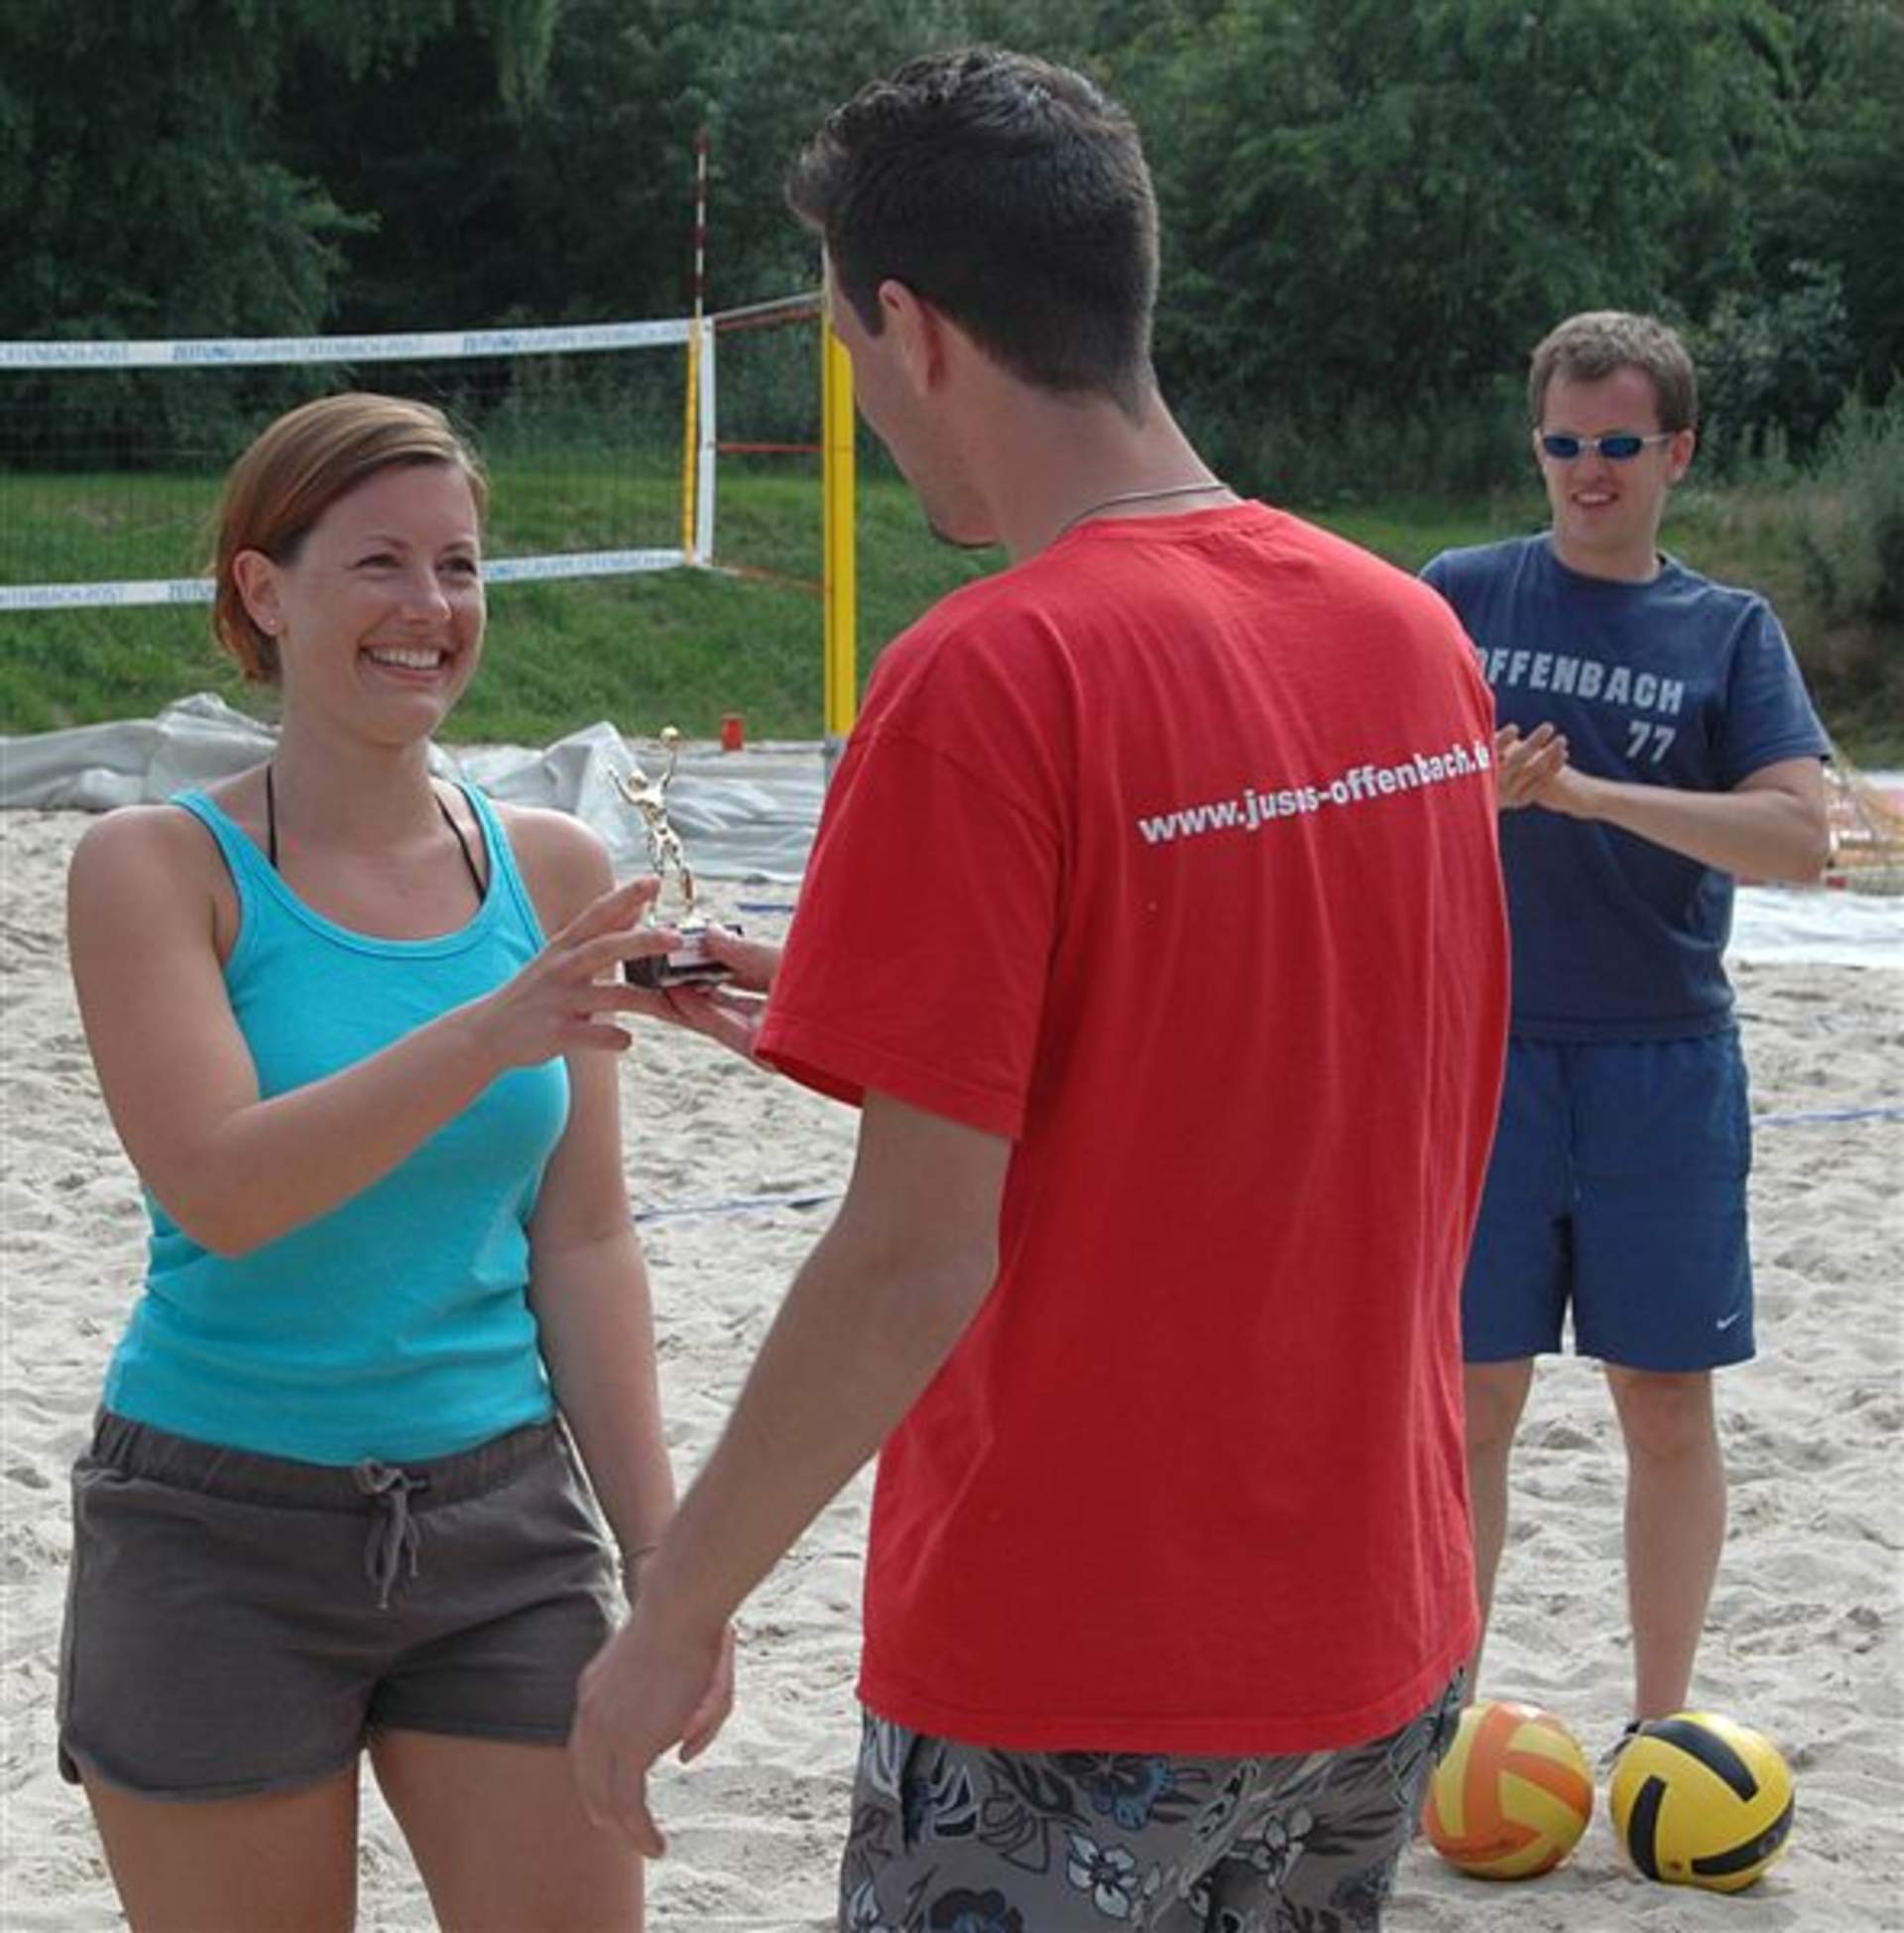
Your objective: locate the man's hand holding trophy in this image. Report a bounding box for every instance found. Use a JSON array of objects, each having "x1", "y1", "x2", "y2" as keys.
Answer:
[
  {"x1": 615, "y1": 726, "x2": 739, "y2": 990},
  {"x1": 612, "y1": 726, "x2": 783, "y2": 1059}
]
